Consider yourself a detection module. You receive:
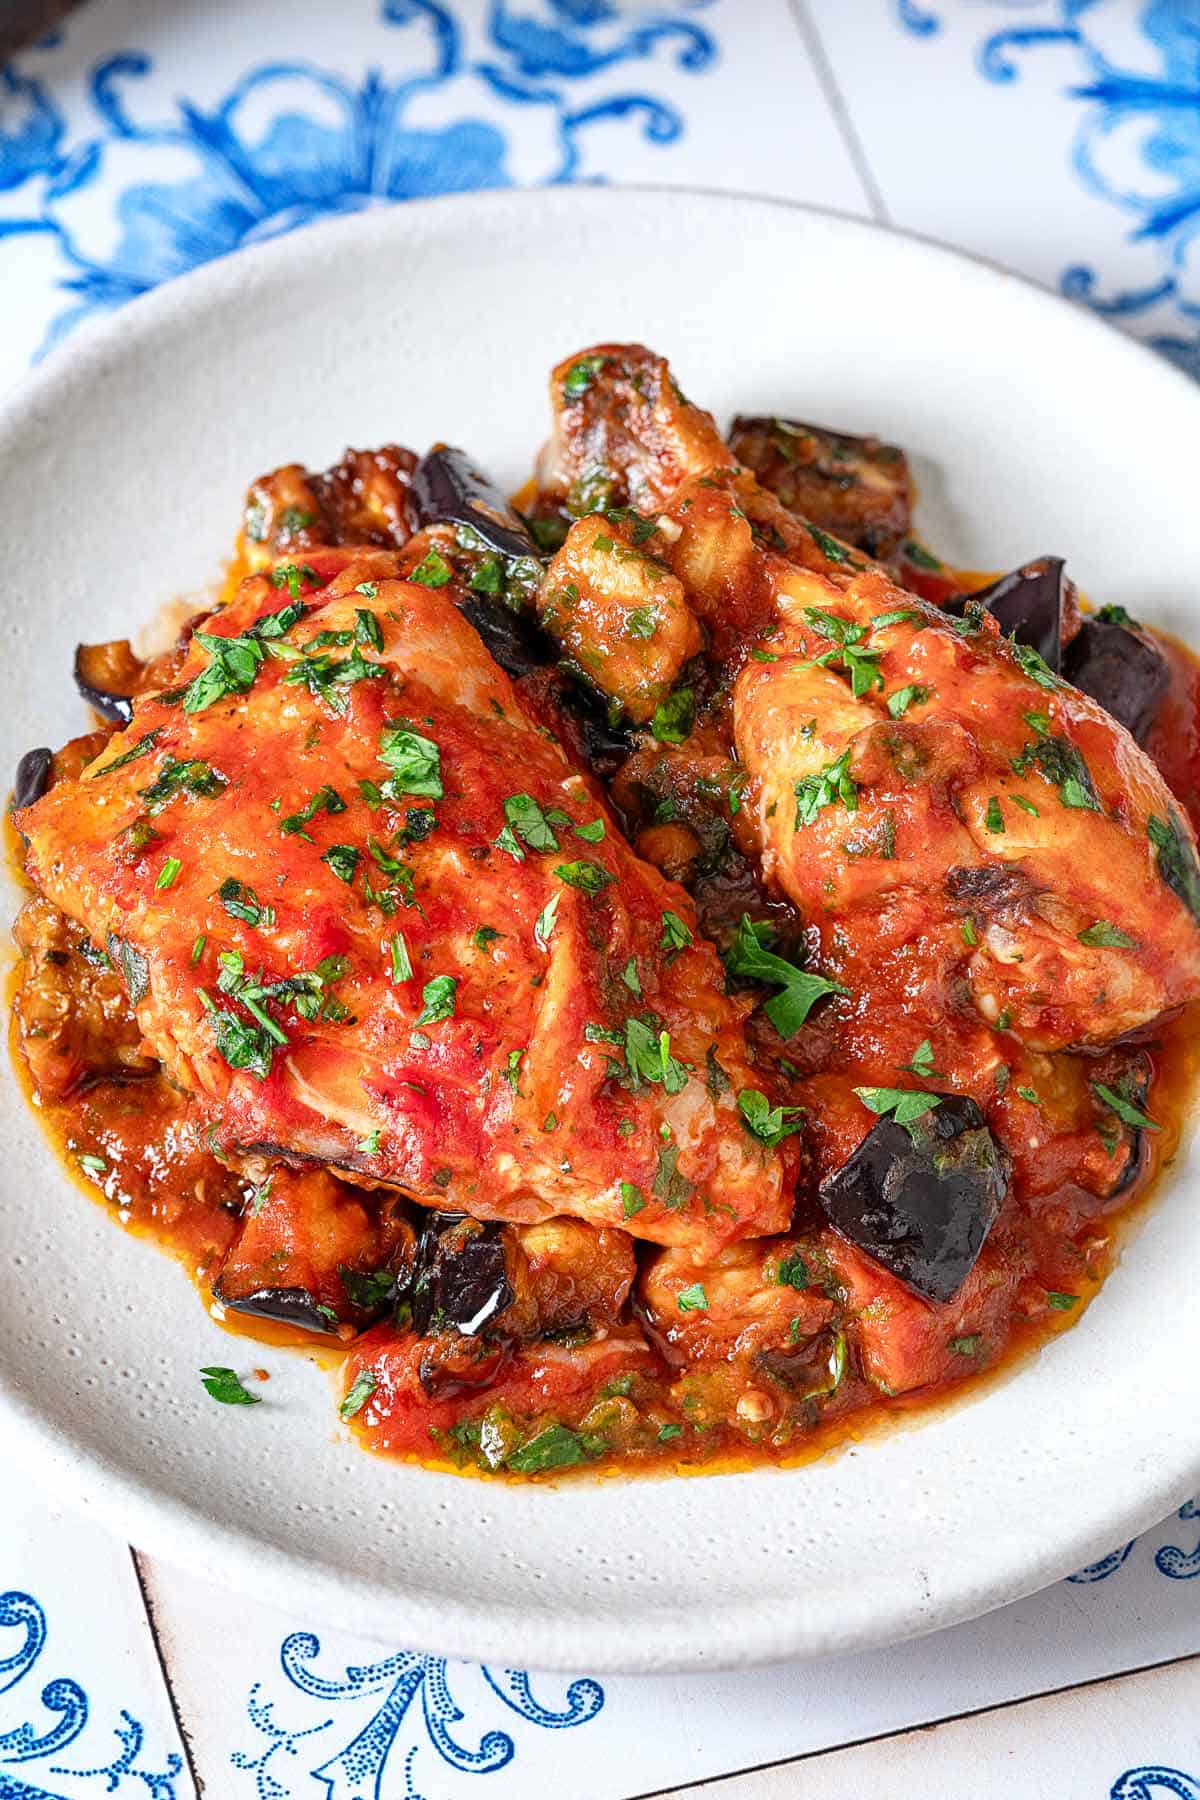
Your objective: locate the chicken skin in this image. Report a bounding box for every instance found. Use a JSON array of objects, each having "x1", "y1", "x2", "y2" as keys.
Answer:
[{"x1": 16, "y1": 549, "x2": 792, "y2": 1256}]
